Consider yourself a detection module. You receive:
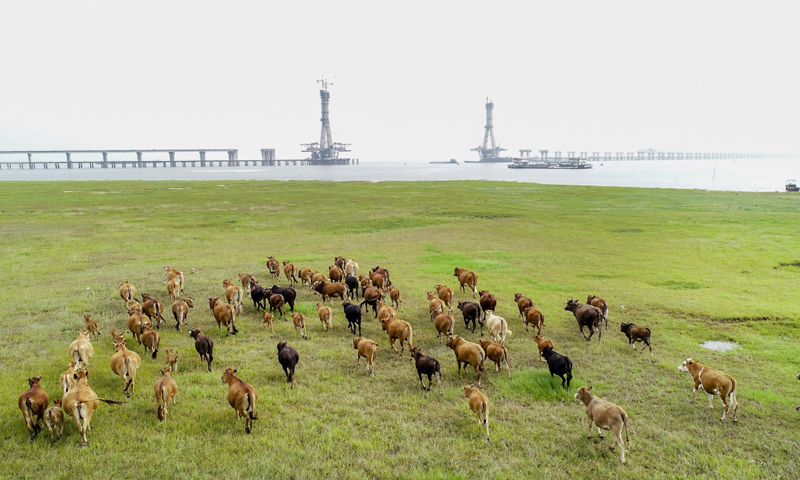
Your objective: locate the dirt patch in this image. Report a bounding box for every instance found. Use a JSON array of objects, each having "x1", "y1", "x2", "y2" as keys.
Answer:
[
  {"x1": 701, "y1": 341, "x2": 739, "y2": 352},
  {"x1": 774, "y1": 261, "x2": 800, "y2": 270}
]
